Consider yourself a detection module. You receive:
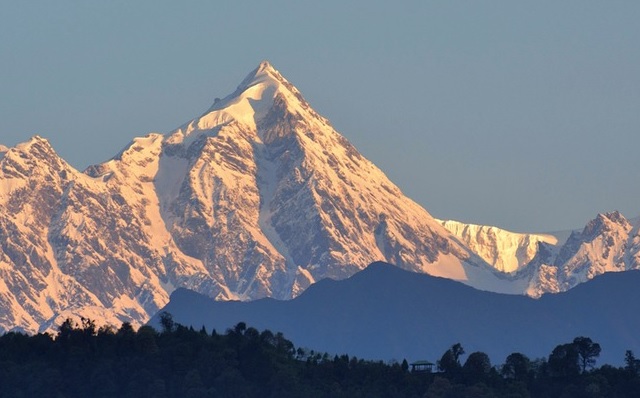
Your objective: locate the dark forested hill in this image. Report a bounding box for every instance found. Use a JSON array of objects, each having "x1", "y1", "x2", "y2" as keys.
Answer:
[
  {"x1": 151, "y1": 261, "x2": 640, "y2": 365},
  {"x1": 3, "y1": 312, "x2": 640, "y2": 397}
]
